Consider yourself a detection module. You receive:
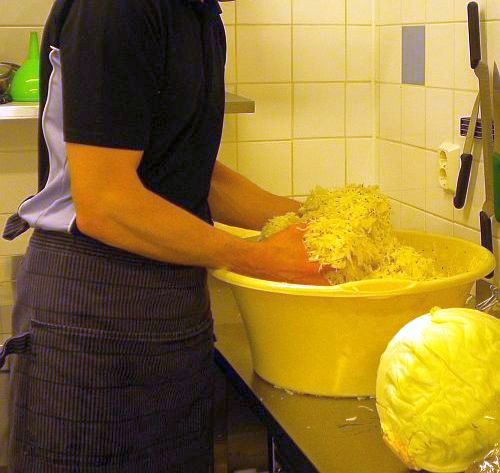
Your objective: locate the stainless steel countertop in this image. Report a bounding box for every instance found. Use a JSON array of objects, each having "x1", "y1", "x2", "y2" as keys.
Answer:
[{"x1": 215, "y1": 323, "x2": 409, "y2": 473}]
